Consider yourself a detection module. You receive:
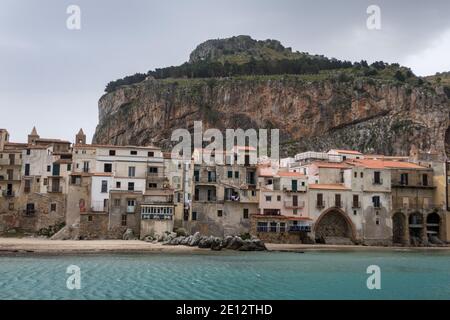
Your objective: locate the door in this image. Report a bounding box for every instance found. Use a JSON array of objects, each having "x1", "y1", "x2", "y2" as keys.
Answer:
[
  {"x1": 52, "y1": 163, "x2": 60, "y2": 176},
  {"x1": 291, "y1": 180, "x2": 298, "y2": 192}
]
